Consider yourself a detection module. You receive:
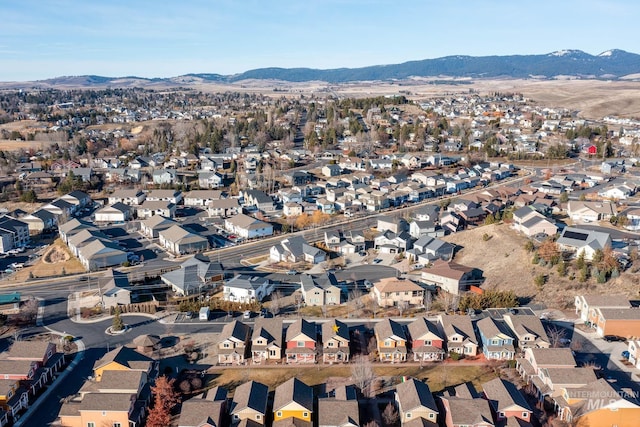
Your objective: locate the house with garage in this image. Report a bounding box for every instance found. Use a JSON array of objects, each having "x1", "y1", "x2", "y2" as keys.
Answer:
[
  {"x1": 270, "y1": 236, "x2": 326, "y2": 264},
  {"x1": 241, "y1": 190, "x2": 275, "y2": 212},
  {"x1": 574, "y1": 294, "x2": 631, "y2": 324},
  {"x1": 408, "y1": 317, "x2": 445, "y2": 362},
  {"x1": 198, "y1": 171, "x2": 225, "y2": 188},
  {"x1": 78, "y1": 240, "x2": 128, "y2": 271},
  {"x1": 207, "y1": 198, "x2": 241, "y2": 218},
  {"x1": 411, "y1": 236, "x2": 455, "y2": 263},
  {"x1": 183, "y1": 190, "x2": 223, "y2": 207},
  {"x1": 593, "y1": 307, "x2": 640, "y2": 338},
  {"x1": 223, "y1": 274, "x2": 273, "y2": 303},
  {"x1": 516, "y1": 347, "x2": 576, "y2": 384},
  {"x1": 512, "y1": 206, "x2": 558, "y2": 237},
  {"x1": 146, "y1": 189, "x2": 182, "y2": 204},
  {"x1": 93, "y1": 203, "x2": 133, "y2": 224},
  {"x1": 395, "y1": 378, "x2": 439, "y2": 425},
  {"x1": 161, "y1": 256, "x2": 226, "y2": 296},
  {"x1": 158, "y1": 225, "x2": 208, "y2": 255},
  {"x1": 285, "y1": 319, "x2": 317, "y2": 364},
  {"x1": 321, "y1": 319, "x2": 350, "y2": 363},
  {"x1": 556, "y1": 227, "x2": 611, "y2": 261},
  {"x1": 300, "y1": 274, "x2": 341, "y2": 306},
  {"x1": 108, "y1": 189, "x2": 146, "y2": 206},
  {"x1": 140, "y1": 215, "x2": 176, "y2": 238},
  {"x1": 567, "y1": 200, "x2": 617, "y2": 223},
  {"x1": 136, "y1": 200, "x2": 176, "y2": 219},
  {"x1": 218, "y1": 320, "x2": 251, "y2": 365},
  {"x1": 251, "y1": 318, "x2": 284, "y2": 363},
  {"x1": 375, "y1": 319, "x2": 408, "y2": 363},
  {"x1": 438, "y1": 314, "x2": 479, "y2": 357},
  {"x1": 20, "y1": 209, "x2": 57, "y2": 235},
  {"x1": 225, "y1": 214, "x2": 273, "y2": 239},
  {"x1": 229, "y1": 380, "x2": 269, "y2": 425},
  {"x1": 374, "y1": 229, "x2": 413, "y2": 254}
]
